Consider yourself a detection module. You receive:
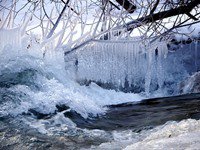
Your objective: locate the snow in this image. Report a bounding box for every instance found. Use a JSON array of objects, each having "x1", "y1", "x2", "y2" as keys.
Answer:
[
  {"x1": 174, "y1": 23, "x2": 200, "y2": 41},
  {"x1": 80, "y1": 119, "x2": 200, "y2": 150},
  {"x1": 124, "y1": 119, "x2": 200, "y2": 150}
]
